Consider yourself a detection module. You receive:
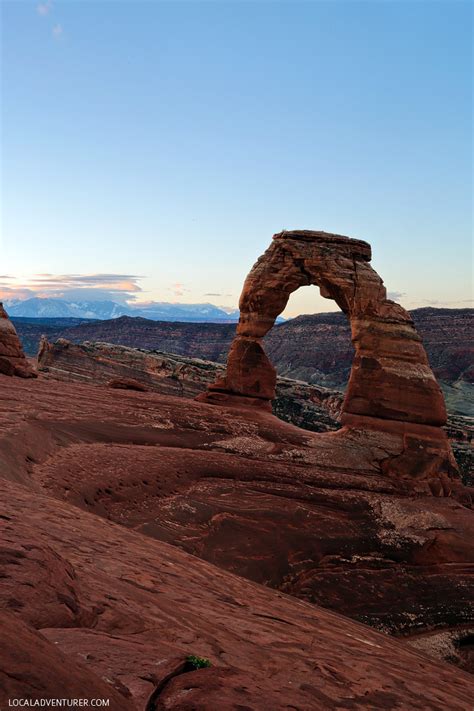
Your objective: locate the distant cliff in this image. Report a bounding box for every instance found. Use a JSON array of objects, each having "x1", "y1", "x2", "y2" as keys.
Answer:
[
  {"x1": 14, "y1": 307, "x2": 473, "y2": 414},
  {"x1": 37, "y1": 337, "x2": 473, "y2": 487}
]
